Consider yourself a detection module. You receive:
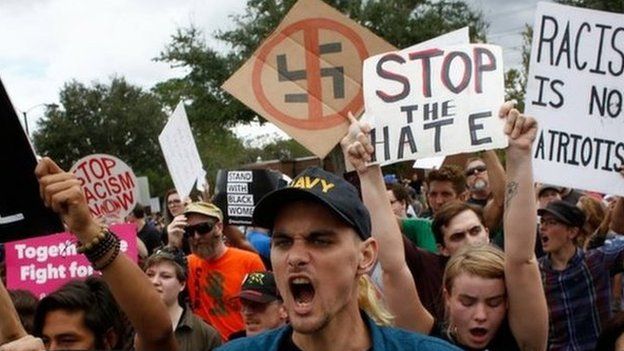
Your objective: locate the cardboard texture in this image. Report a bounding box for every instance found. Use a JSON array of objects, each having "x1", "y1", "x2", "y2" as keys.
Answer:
[{"x1": 222, "y1": 0, "x2": 395, "y2": 158}]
